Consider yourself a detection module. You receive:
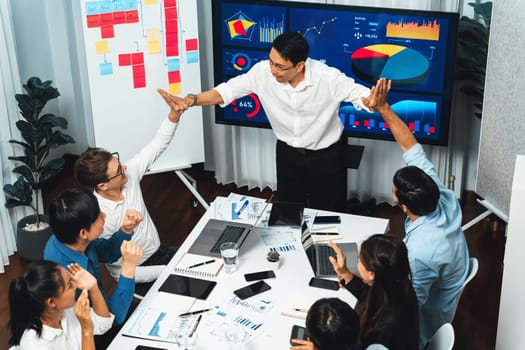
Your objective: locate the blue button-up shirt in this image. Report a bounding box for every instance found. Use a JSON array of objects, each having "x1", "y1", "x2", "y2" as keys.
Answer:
[
  {"x1": 44, "y1": 229, "x2": 134, "y2": 325},
  {"x1": 402, "y1": 144, "x2": 470, "y2": 347}
]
